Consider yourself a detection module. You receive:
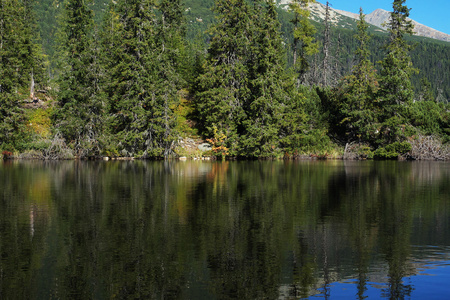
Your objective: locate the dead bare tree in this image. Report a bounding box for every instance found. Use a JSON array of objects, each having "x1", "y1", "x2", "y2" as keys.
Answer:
[
  {"x1": 321, "y1": 1, "x2": 331, "y2": 87},
  {"x1": 408, "y1": 135, "x2": 450, "y2": 160},
  {"x1": 42, "y1": 133, "x2": 74, "y2": 160},
  {"x1": 317, "y1": 1, "x2": 341, "y2": 87}
]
